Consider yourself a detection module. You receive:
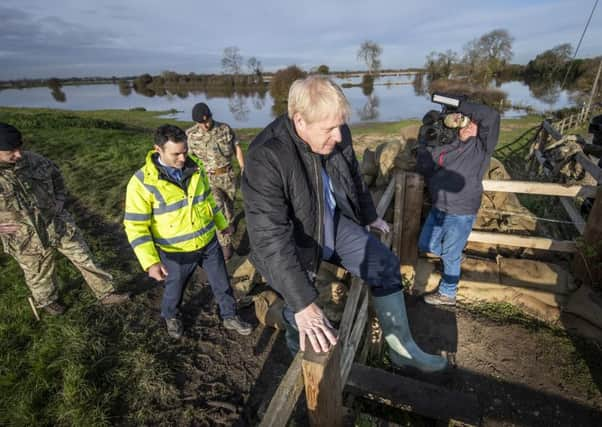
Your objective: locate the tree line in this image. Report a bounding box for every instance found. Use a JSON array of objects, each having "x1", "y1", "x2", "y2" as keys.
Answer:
[
  {"x1": 3, "y1": 33, "x2": 599, "y2": 111},
  {"x1": 421, "y1": 28, "x2": 600, "y2": 97}
]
